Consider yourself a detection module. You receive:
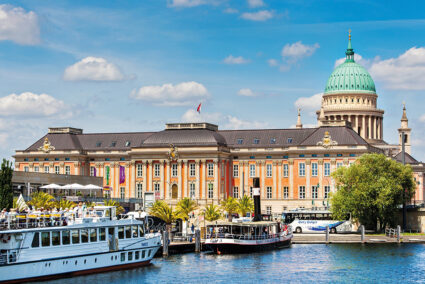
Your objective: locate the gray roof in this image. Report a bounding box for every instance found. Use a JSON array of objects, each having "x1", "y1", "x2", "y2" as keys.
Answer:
[
  {"x1": 22, "y1": 125, "x2": 369, "y2": 152},
  {"x1": 393, "y1": 151, "x2": 420, "y2": 164}
]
